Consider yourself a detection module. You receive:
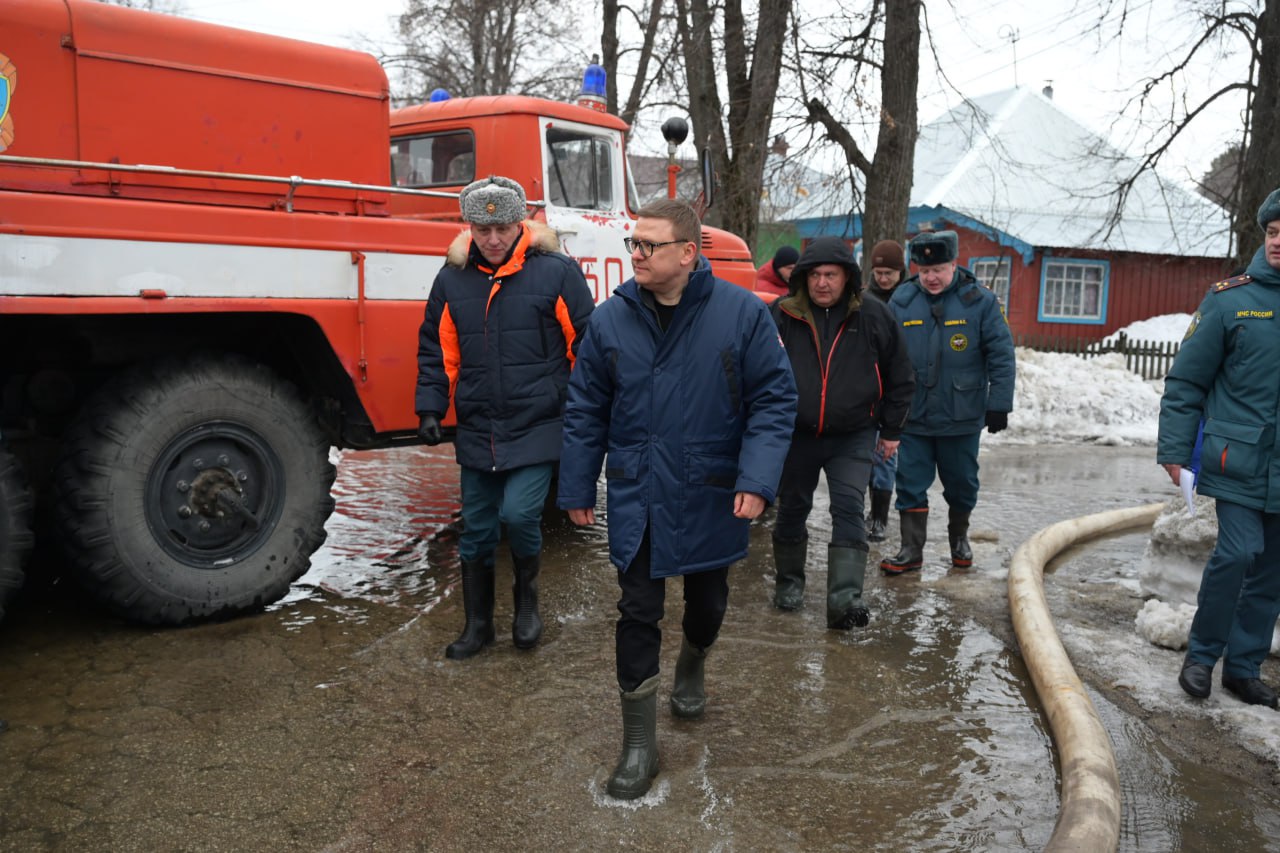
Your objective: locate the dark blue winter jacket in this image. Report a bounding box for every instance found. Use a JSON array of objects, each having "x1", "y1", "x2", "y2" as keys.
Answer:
[
  {"x1": 889, "y1": 267, "x2": 1016, "y2": 435},
  {"x1": 557, "y1": 259, "x2": 798, "y2": 577},
  {"x1": 415, "y1": 222, "x2": 594, "y2": 471}
]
